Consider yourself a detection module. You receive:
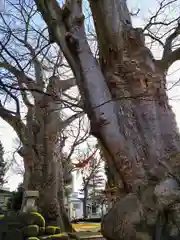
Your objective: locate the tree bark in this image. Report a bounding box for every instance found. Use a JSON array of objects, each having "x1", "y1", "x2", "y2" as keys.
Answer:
[
  {"x1": 0, "y1": 11, "x2": 80, "y2": 229},
  {"x1": 34, "y1": 0, "x2": 180, "y2": 239},
  {"x1": 21, "y1": 84, "x2": 61, "y2": 226},
  {"x1": 0, "y1": 57, "x2": 79, "y2": 230},
  {"x1": 58, "y1": 158, "x2": 74, "y2": 232},
  {"x1": 89, "y1": 1, "x2": 180, "y2": 239},
  {"x1": 83, "y1": 186, "x2": 88, "y2": 219},
  {"x1": 20, "y1": 77, "x2": 75, "y2": 228}
]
